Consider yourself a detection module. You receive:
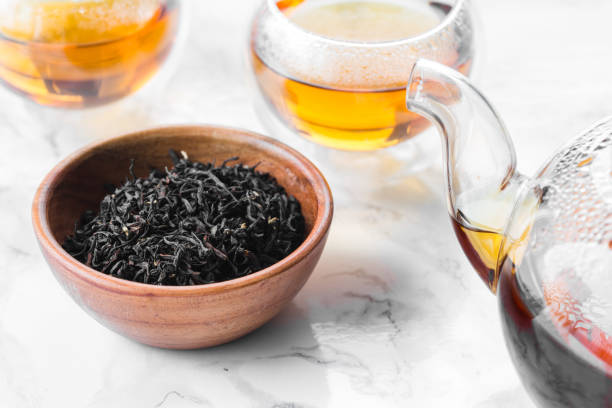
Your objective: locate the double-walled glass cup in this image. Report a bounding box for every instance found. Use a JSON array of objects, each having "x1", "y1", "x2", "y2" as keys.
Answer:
[
  {"x1": 248, "y1": 0, "x2": 477, "y2": 159},
  {"x1": 0, "y1": 0, "x2": 181, "y2": 108}
]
